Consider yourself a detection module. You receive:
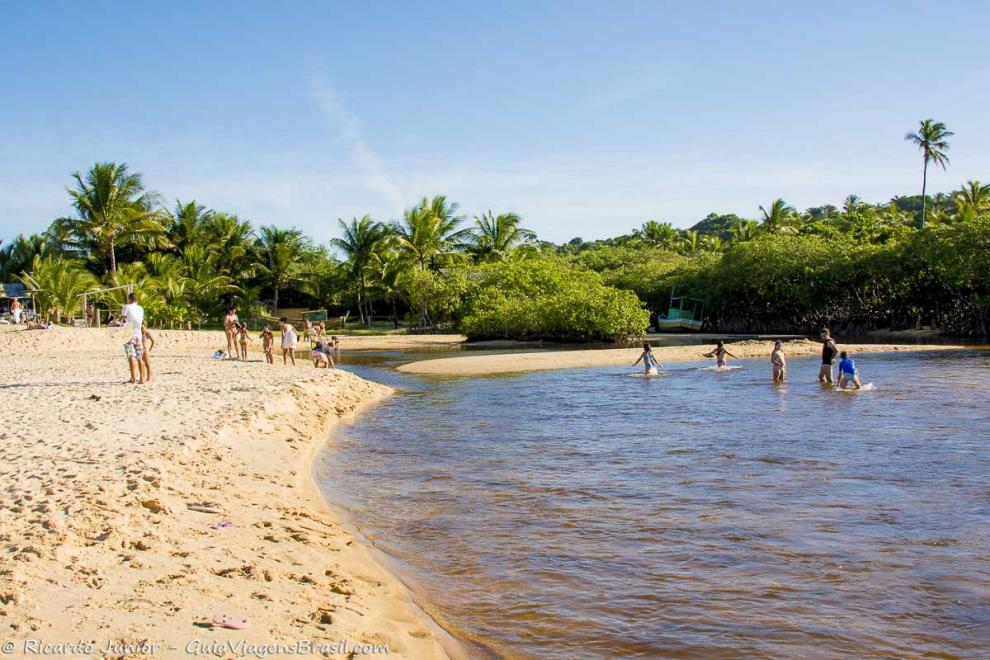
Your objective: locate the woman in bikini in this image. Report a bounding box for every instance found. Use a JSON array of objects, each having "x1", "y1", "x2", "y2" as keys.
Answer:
[{"x1": 223, "y1": 307, "x2": 239, "y2": 360}]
